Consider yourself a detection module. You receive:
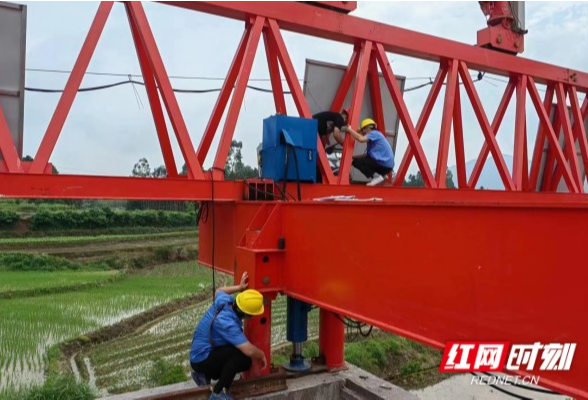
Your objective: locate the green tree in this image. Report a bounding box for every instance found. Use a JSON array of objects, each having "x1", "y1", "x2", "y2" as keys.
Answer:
[
  {"x1": 151, "y1": 165, "x2": 167, "y2": 178},
  {"x1": 22, "y1": 155, "x2": 59, "y2": 174},
  {"x1": 403, "y1": 169, "x2": 455, "y2": 188},
  {"x1": 132, "y1": 158, "x2": 151, "y2": 177},
  {"x1": 225, "y1": 140, "x2": 258, "y2": 180}
]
